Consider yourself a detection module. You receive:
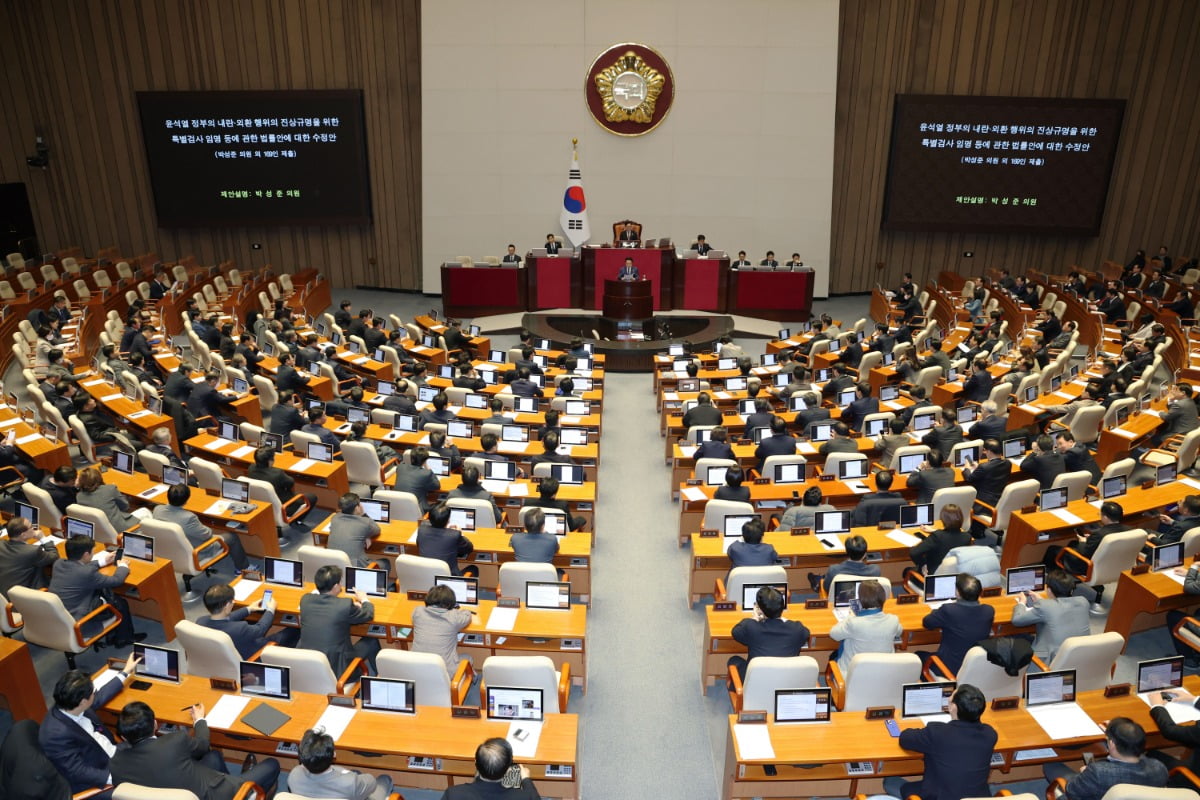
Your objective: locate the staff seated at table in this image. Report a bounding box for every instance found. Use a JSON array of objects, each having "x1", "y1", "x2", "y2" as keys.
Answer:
[
  {"x1": 302, "y1": 407, "x2": 342, "y2": 455},
  {"x1": 694, "y1": 425, "x2": 735, "y2": 461},
  {"x1": 727, "y1": 585, "x2": 809, "y2": 682},
  {"x1": 419, "y1": 391, "x2": 457, "y2": 428},
  {"x1": 713, "y1": 465, "x2": 750, "y2": 503}
]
